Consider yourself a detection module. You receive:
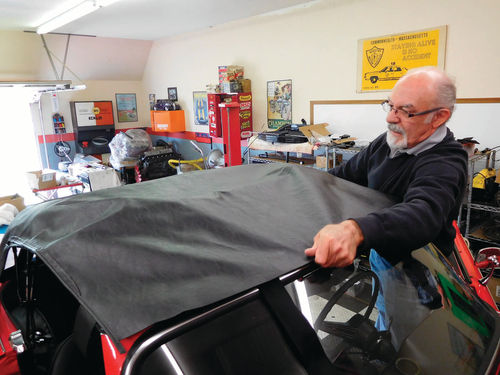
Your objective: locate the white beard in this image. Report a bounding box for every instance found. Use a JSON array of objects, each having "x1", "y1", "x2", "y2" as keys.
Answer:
[{"x1": 386, "y1": 123, "x2": 408, "y2": 151}]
